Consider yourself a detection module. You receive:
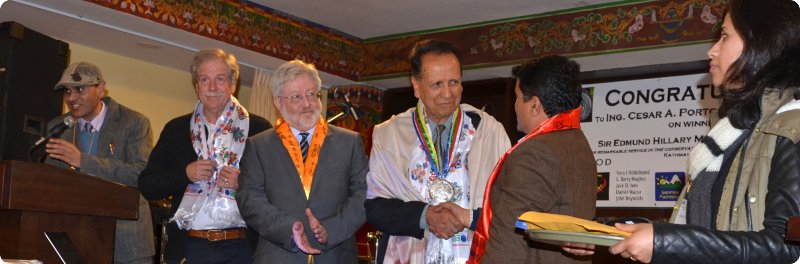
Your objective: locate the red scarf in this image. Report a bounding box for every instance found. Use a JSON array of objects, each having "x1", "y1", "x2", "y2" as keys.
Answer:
[{"x1": 467, "y1": 107, "x2": 581, "y2": 263}]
